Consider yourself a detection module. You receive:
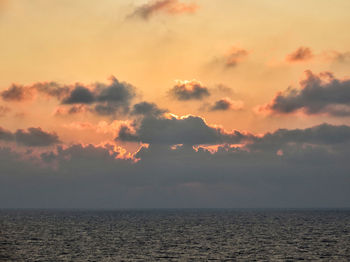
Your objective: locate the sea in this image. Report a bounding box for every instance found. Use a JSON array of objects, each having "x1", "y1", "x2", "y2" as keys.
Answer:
[{"x1": 0, "y1": 209, "x2": 349, "y2": 261}]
